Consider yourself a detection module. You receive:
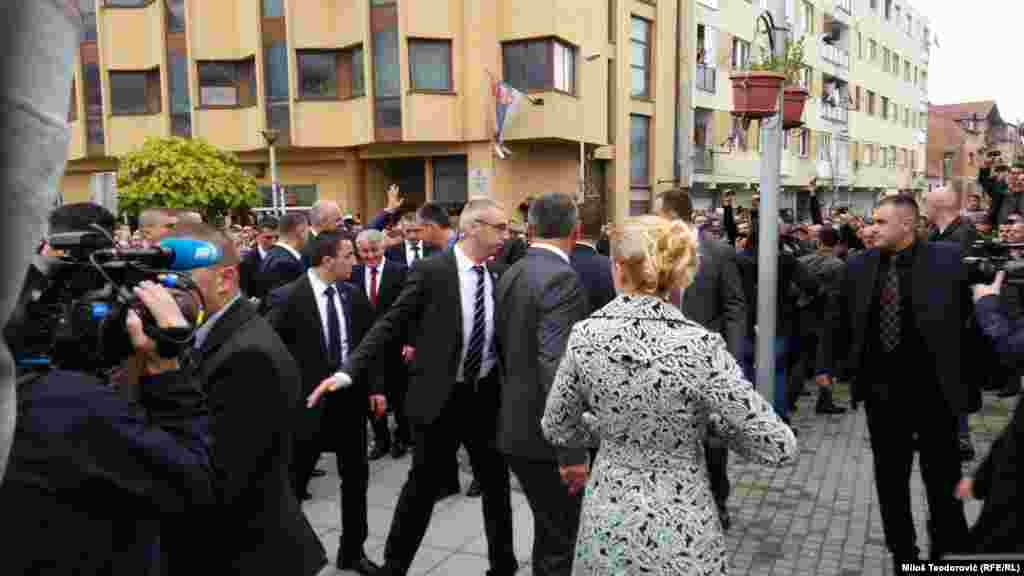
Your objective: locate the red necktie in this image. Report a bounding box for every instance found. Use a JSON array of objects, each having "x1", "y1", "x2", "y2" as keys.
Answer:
[{"x1": 370, "y1": 267, "x2": 379, "y2": 306}]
